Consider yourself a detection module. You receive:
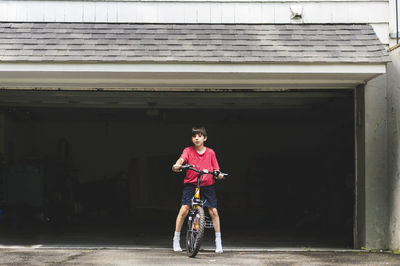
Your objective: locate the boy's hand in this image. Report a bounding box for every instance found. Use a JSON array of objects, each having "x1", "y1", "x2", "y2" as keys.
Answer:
[
  {"x1": 213, "y1": 170, "x2": 225, "y2": 180},
  {"x1": 172, "y1": 164, "x2": 182, "y2": 172}
]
